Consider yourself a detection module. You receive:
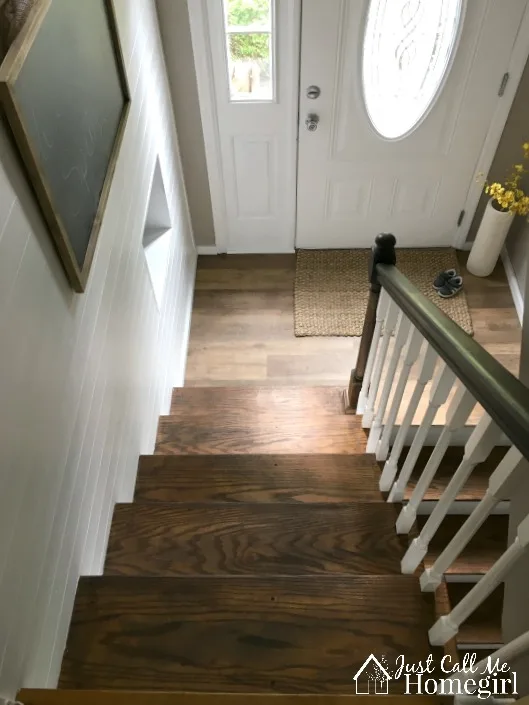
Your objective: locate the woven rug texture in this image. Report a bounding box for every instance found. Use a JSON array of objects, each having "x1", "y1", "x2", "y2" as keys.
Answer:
[{"x1": 294, "y1": 248, "x2": 473, "y2": 337}]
